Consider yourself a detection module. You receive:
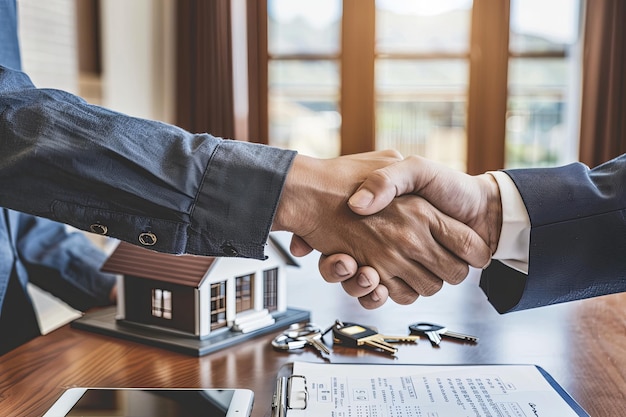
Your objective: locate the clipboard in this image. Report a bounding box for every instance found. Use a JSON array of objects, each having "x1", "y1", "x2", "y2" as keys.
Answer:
[{"x1": 271, "y1": 361, "x2": 590, "y2": 417}]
